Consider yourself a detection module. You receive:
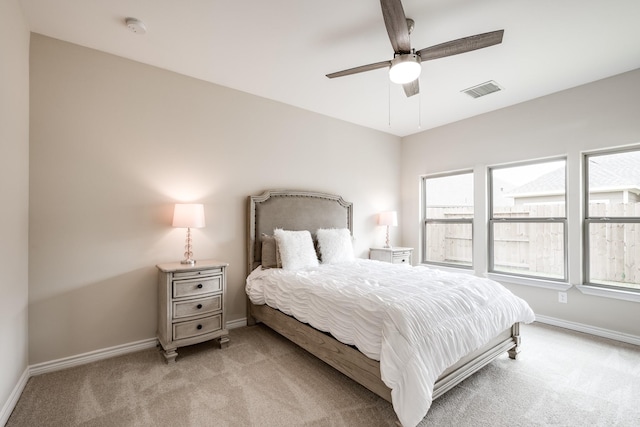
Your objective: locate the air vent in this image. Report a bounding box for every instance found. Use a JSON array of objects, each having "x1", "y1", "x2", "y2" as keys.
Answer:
[{"x1": 462, "y1": 80, "x2": 503, "y2": 99}]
